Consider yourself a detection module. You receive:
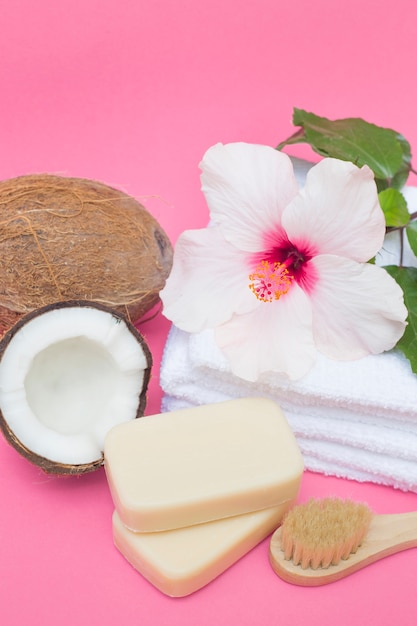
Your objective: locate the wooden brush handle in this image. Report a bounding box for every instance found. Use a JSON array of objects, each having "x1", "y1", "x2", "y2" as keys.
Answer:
[{"x1": 269, "y1": 511, "x2": 417, "y2": 586}]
